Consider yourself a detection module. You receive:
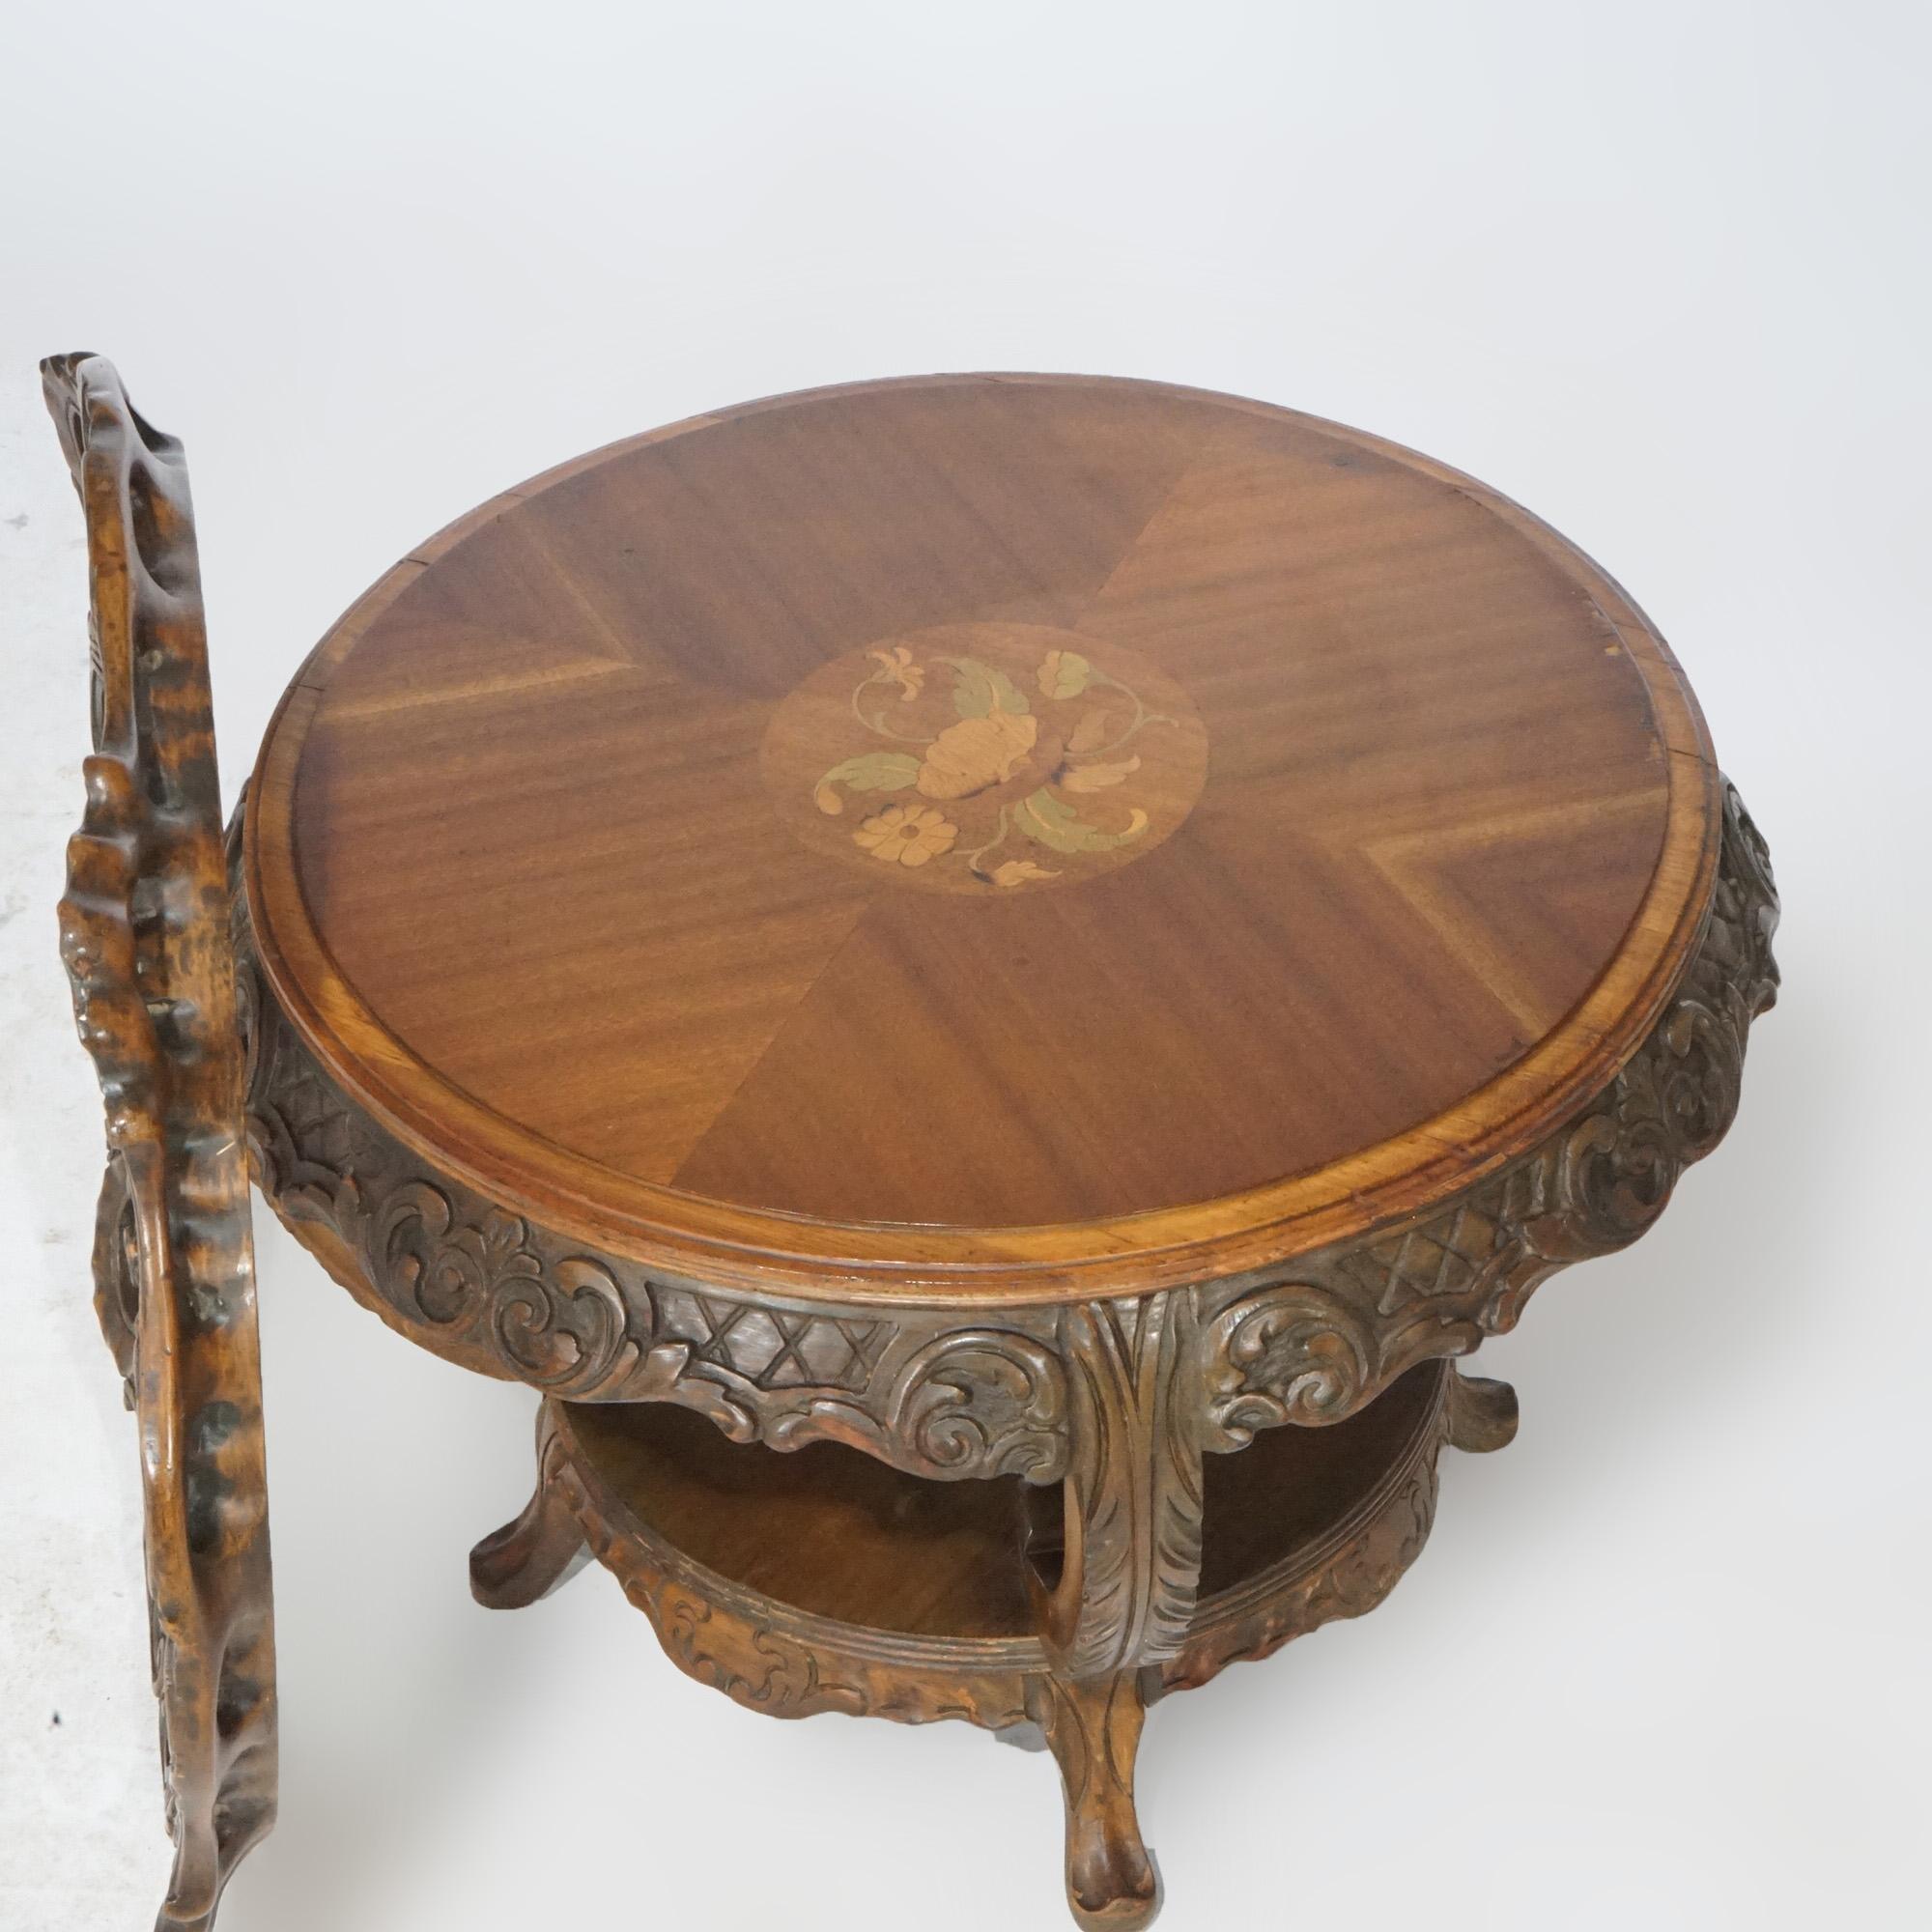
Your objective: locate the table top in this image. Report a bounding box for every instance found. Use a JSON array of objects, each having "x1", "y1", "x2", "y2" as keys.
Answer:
[{"x1": 244, "y1": 374, "x2": 1719, "y2": 1299}]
